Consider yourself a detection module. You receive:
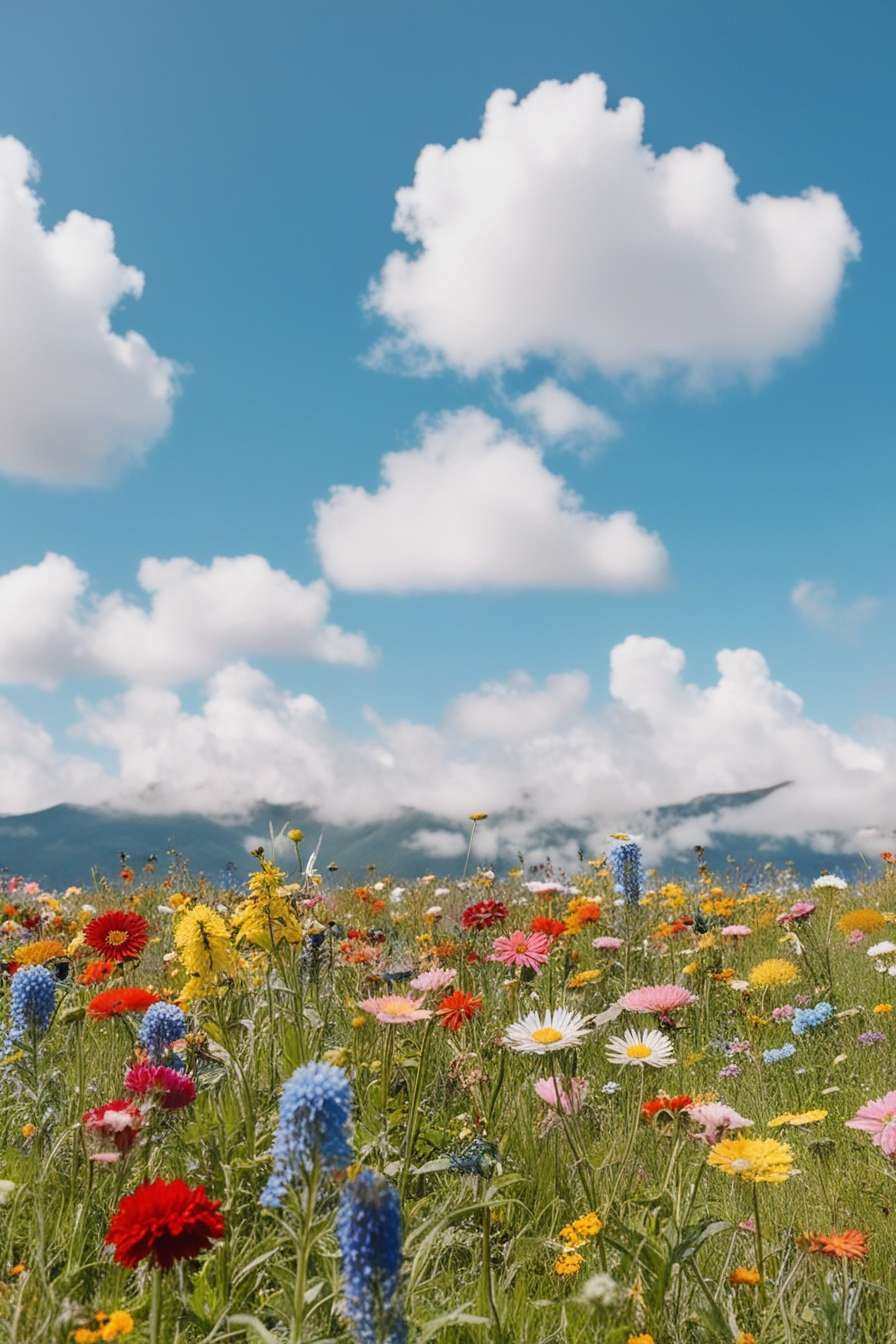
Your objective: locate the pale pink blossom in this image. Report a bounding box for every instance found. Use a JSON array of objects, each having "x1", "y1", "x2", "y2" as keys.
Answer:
[
  {"x1": 721, "y1": 924, "x2": 752, "y2": 938},
  {"x1": 410, "y1": 968, "x2": 457, "y2": 993},
  {"x1": 776, "y1": 900, "x2": 816, "y2": 925},
  {"x1": 592, "y1": 936, "x2": 624, "y2": 951},
  {"x1": 490, "y1": 930, "x2": 551, "y2": 971},
  {"x1": 357, "y1": 994, "x2": 432, "y2": 1025},
  {"x1": 534, "y1": 1076, "x2": 588, "y2": 1114},
  {"x1": 619, "y1": 984, "x2": 697, "y2": 1016},
  {"x1": 686, "y1": 1102, "x2": 753, "y2": 1145},
  {"x1": 846, "y1": 1090, "x2": 896, "y2": 1157}
]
